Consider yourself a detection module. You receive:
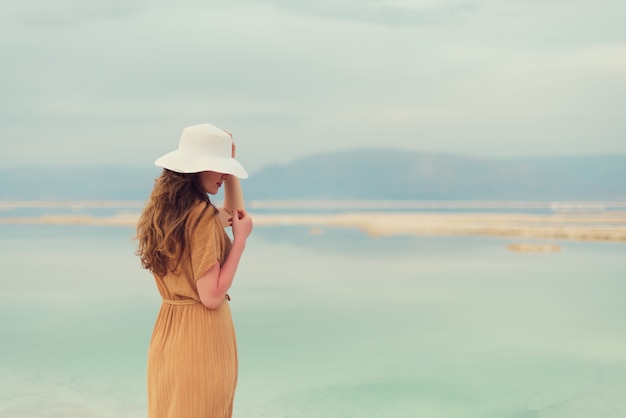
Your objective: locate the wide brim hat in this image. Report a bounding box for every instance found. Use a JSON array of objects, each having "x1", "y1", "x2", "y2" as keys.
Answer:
[{"x1": 155, "y1": 123, "x2": 248, "y2": 178}]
